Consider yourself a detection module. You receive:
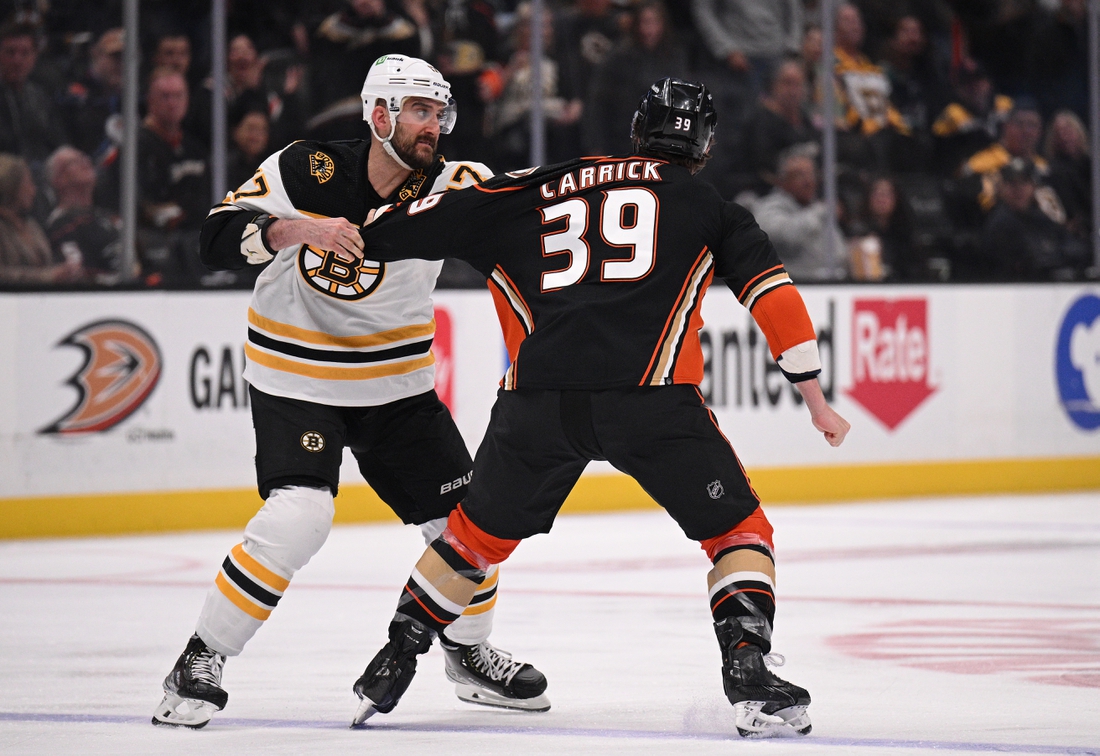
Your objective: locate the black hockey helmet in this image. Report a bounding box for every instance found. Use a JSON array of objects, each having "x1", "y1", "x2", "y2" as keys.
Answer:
[{"x1": 630, "y1": 77, "x2": 717, "y2": 160}]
